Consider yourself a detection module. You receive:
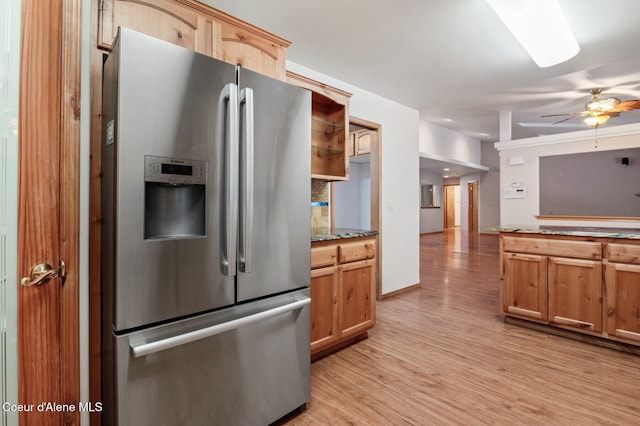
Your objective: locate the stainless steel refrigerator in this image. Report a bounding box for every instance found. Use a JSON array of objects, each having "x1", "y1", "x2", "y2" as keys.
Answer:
[{"x1": 101, "y1": 27, "x2": 311, "y2": 425}]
